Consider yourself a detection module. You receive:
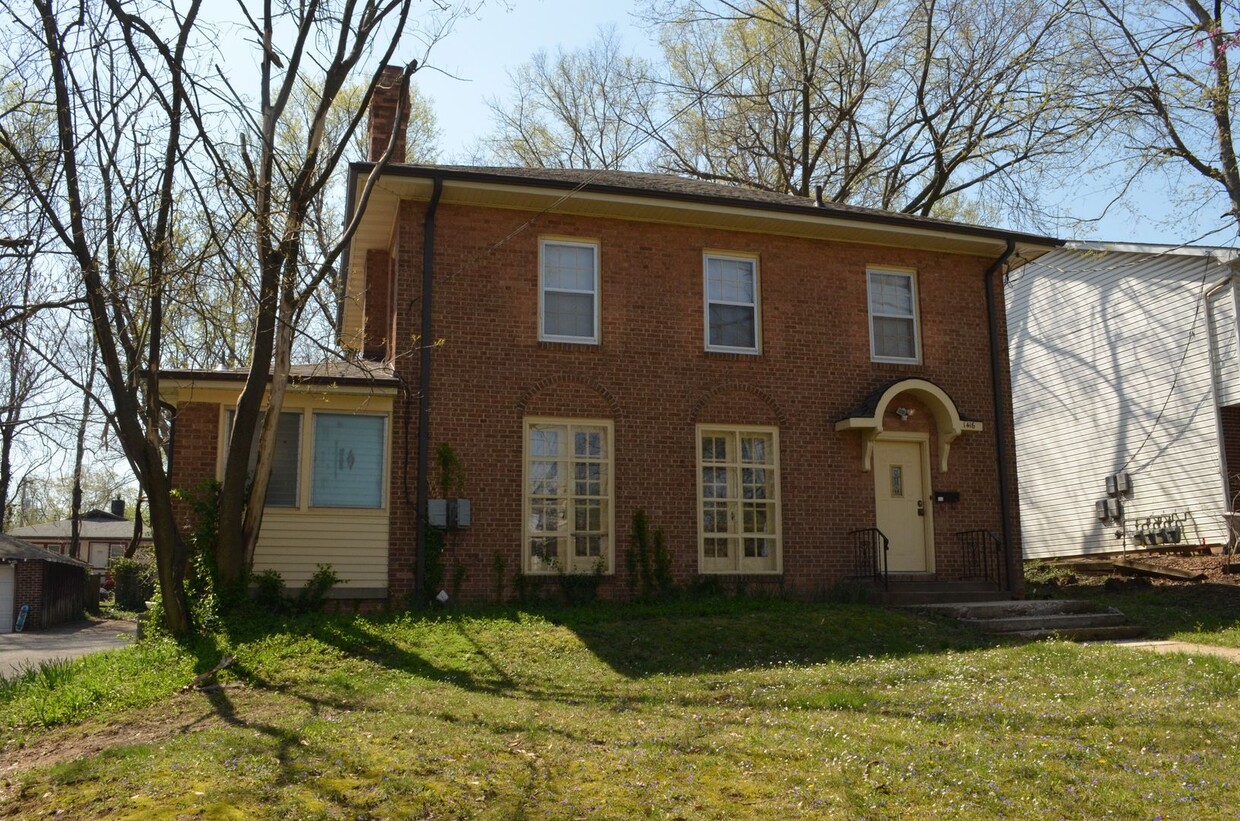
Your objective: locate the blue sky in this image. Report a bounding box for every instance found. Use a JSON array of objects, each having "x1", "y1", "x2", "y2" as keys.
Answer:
[{"x1": 410, "y1": 0, "x2": 1238, "y2": 248}]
